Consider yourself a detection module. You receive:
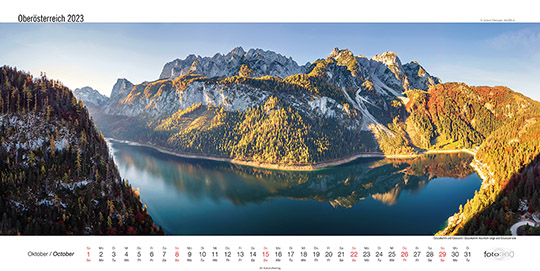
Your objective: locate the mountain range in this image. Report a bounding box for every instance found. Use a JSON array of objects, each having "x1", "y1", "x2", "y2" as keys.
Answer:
[
  {"x1": 74, "y1": 46, "x2": 540, "y2": 235},
  {"x1": 159, "y1": 47, "x2": 307, "y2": 80},
  {"x1": 77, "y1": 47, "x2": 443, "y2": 166},
  {"x1": 84, "y1": 47, "x2": 441, "y2": 121},
  {"x1": 3, "y1": 46, "x2": 539, "y2": 236}
]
